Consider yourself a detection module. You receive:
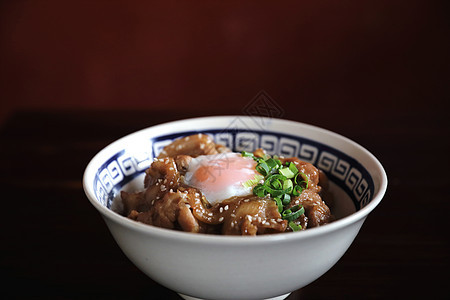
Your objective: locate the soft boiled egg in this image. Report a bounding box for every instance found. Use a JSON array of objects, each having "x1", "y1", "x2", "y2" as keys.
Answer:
[{"x1": 183, "y1": 152, "x2": 259, "y2": 206}]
